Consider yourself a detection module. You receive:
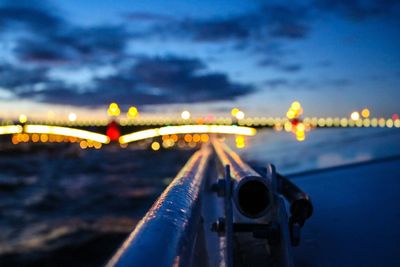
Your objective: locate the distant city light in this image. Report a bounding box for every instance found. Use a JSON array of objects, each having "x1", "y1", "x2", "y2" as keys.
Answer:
[
  {"x1": 296, "y1": 135, "x2": 305, "y2": 142},
  {"x1": 127, "y1": 106, "x2": 138, "y2": 119},
  {"x1": 286, "y1": 110, "x2": 295, "y2": 119},
  {"x1": 151, "y1": 141, "x2": 160, "y2": 151},
  {"x1": 291, "y1": 101, "x2": 301, "y2": 110},
  {"x1": 231, "y1": 108, "x2": 240, "y2": 116},
  {"x1": 107, "y1": 102, "x2": 121, "y2": 116},
  {"x1": 394, "y1": 119, "x2": 400, "y2": 128},
  {"x1": 386, "y1": 119, "x2": 394, "y2": 128},
  {"x1": 68, "y1": 113, "x2": 77, "y2": 122},
  {"x1": 24, "y1": 125, "x2": 110, "y2": 144},
  {"x1": 235, "y1": 136, "x2": 245, "y2": 148},
  {"x1": 235, "y1": 111, "x2": 245, "y2": 120},
  {"x1": 350, "y1": 111, "x2": 360, "y2": 121},
  {"x1": 181, "y1": 110, "x2": 191, "y2": 120},
  {"x1": 287, "y1": 101, "x2": 303, "y2": 120},
  {"x1": 19, "y1": 114, "x2": 27, "y2": 123},
  {"x1": 80, "y1": 140, "x2": 88, "y2": 149},
  {"x1": 296, "y1": 123, "x2": 305, "y2": 132},
  {"x1": 361, "y1": 108, "x2": 370, "y2": 118},
  {"x1": 0, "y1": 125, "x2": 22, "y2": 135},
  {"x1": 119, "y1": 125, "x2": 256, "y2": 144},
  {"x1": 200, "y1": 134, "x2": 209, "y2": 142},
  {"x1": 106, "y1": 121, "x2": 120, "y2": 141}
]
